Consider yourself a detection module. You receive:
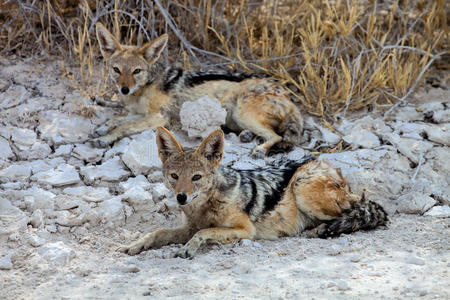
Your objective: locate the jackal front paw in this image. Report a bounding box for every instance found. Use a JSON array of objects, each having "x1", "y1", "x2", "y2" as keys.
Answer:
[
  {"x1": 251, "y1": 146, "x2": 266, "y2": 159},
  {"x1": 174, "y1": 244, "x2": 197, "y2": 259},
  {"x1": 116, "y1": 241, "x2": 146, "y2": 256},
  {"x1": 89, "y1": 124, "x2": 111, "y2": 138}
]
